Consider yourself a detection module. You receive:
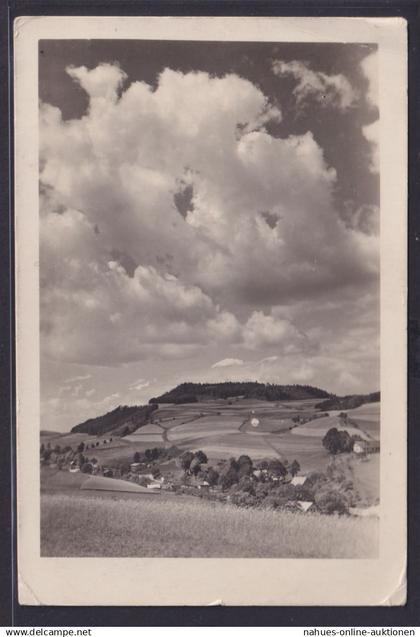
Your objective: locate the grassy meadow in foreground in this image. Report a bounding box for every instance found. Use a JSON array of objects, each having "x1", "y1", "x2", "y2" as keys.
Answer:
[{"x1": 41, "y1": 493, "x2": 378, "y2": 558}]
